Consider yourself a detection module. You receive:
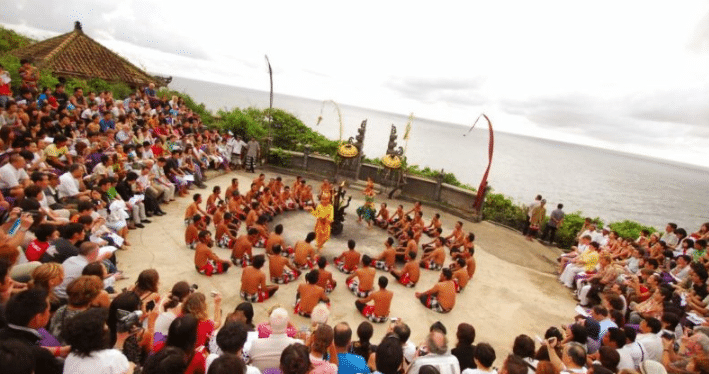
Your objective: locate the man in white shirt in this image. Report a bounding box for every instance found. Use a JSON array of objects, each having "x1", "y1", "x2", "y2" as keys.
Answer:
[
  {"x1": 546, "y1": 340, "x2": 588, "y2": 374},
  {"x1": 660, "y1": 223, "x2": 678, "y2": 248},
  {"x1": 249, "y1": 308, "x2": 302, "y2": 371},
  {"x1": 227, "y1": 134, "x2": 247, "y2": 169},
  {"x1": 408, "y1": 330, "x2": 461, "y2": 374},
  {"x1": 636, "y1": 317, "x2": 663, "y2": 362},
  {"x1": 590, "y1": 306, "x2": 617, "y2": 341},
  {"x1": 57, "y1": 164, "x2": 91, "y2": 204},
  {"x1": 0, "y1": 154, "x2": 30, "y2": 195},
  {"x1": 602, "y1": 328, "x2": 634, "y2": 371},
  {"x1": 54, "y1": 242, "x2": 111, "y2": 300}
]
